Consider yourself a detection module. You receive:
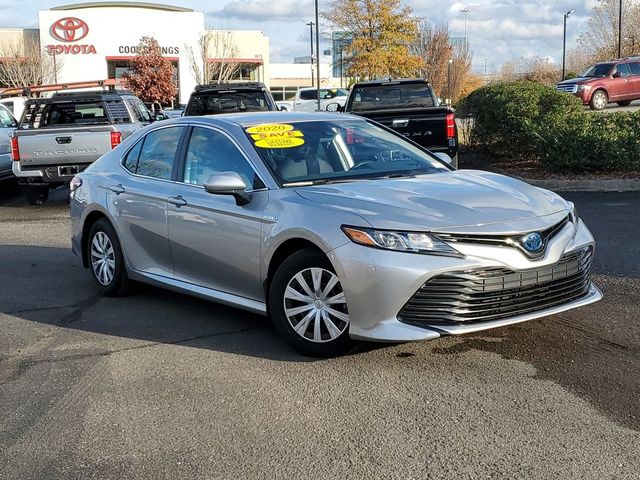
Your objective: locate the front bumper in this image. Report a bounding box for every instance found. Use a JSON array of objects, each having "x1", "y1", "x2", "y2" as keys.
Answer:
[{"x1": 328, "y1": 218, "x2": 601, "y2": 342}]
